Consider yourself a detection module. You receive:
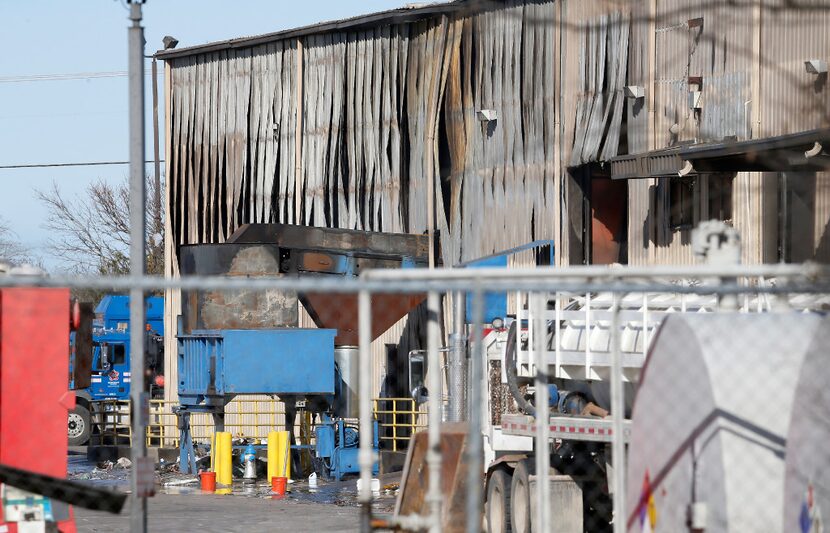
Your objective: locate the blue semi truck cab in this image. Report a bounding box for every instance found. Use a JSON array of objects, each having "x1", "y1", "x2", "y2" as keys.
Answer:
[{"x1": 68, "y1": 295, "x2": 164, "y2": 446}]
